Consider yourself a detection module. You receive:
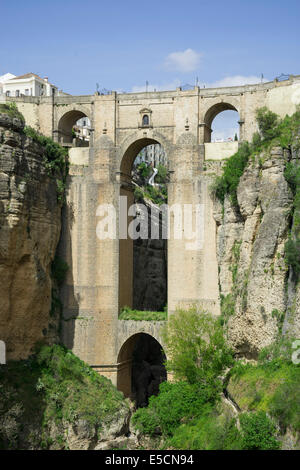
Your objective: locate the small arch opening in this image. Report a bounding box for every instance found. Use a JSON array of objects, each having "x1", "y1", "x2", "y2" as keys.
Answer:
[
  {"x1": 204, "y1": 103, "x2": 240, "y2": 143},
  {"x1": 211, "y1": 110, "x2": 240, "y2": 142},
  {"x1": 58, "y1": 110, "x2": 91, "y2": 147},
  {"x1": 117, "y1": 333, "x2": 167, "y2": 407}
]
